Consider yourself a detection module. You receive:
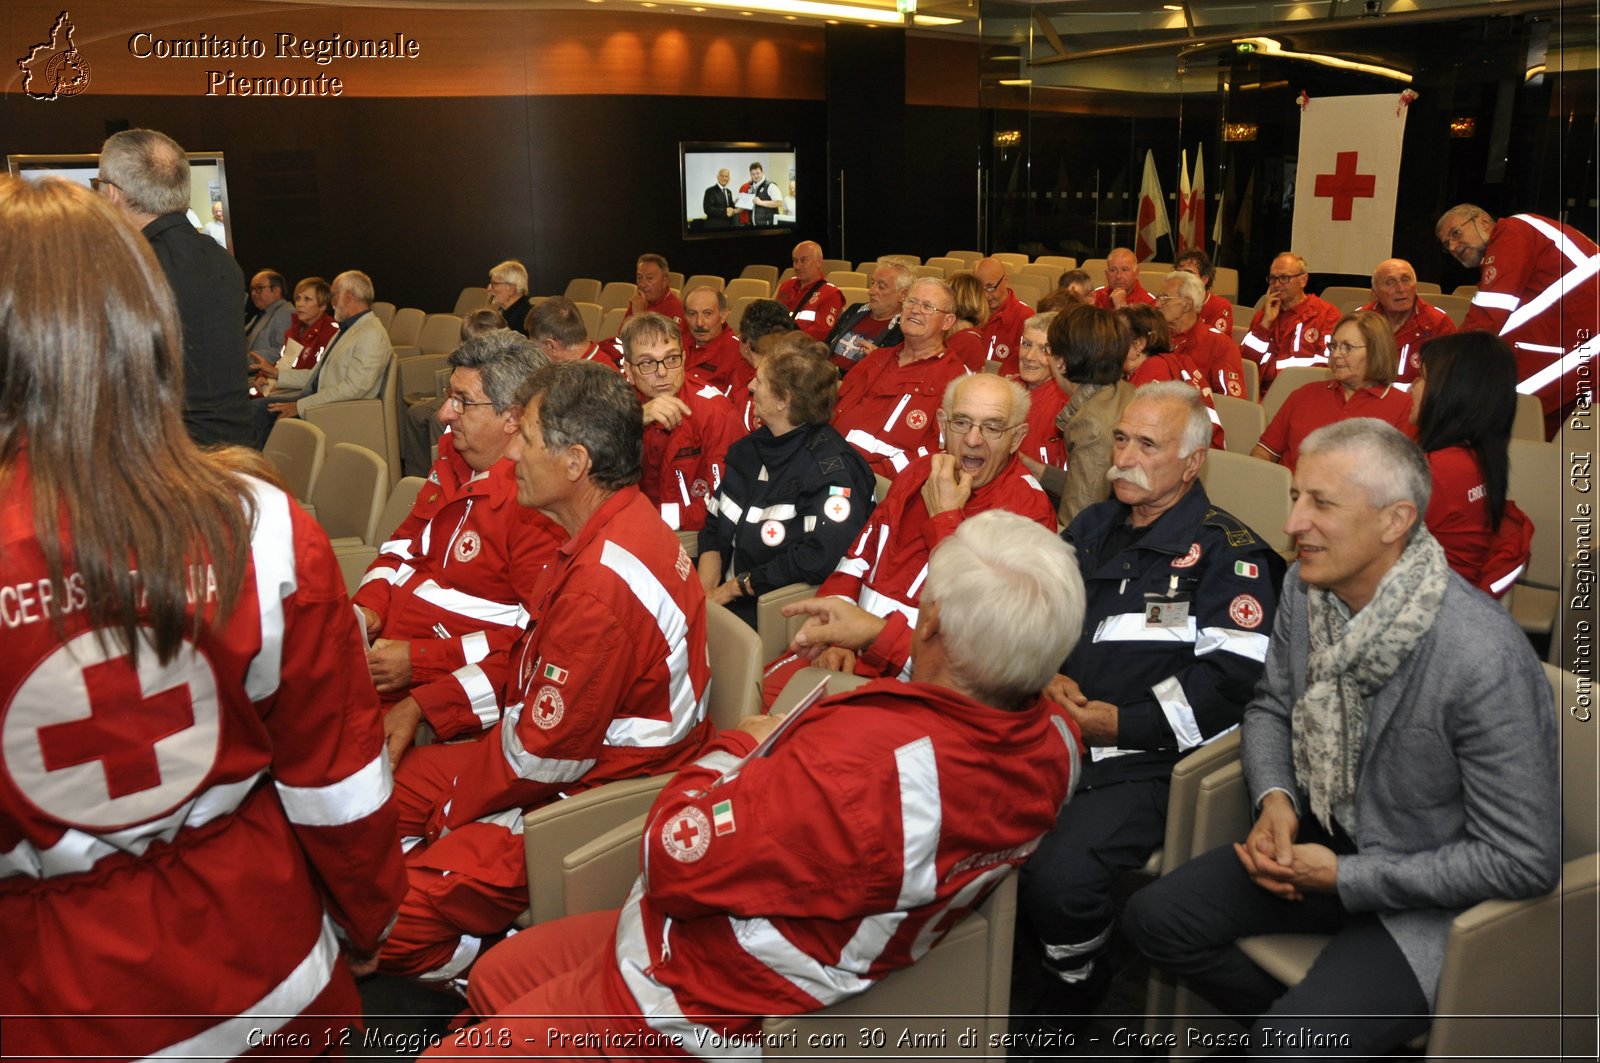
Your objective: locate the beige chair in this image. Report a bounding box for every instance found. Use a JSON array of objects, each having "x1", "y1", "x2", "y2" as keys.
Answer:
[
  {"x1": 755, "y1": 582, "x2": 820, "y2": 664},
  {"x1": 263, "y1": 418, "x2": 326, "y2": 503},
  {"x1": 1175, "y1": 665, "x2": 1598, "y2": 1062},
  {"x1": 1198, "y1": 450, "x2": 1293, "y2": 557},
  {"x1": 1511, "y1": 391, "x2": 1545, "y2": 441},
  {"x1": 854, "y1": 261, "x2": 879, "y2": 275},
  {"x1": 562, "y1": 277, "x2": 602, "y2": 304},
  {"x1": 370, "y1": 301, "x2": 397, "y2": 331},
  {"x1": 874, "y1": 474, "x2": 892, "y2": 503},
  {"x1": 1212, "y1": 394, "x2": 1265, "y2": 454},
  {"x1": 1260, "y1": 366, "x2": 1332, "y2": 426},
  {"x1": 724, "y1": 277, "x2": 770, "y2": 301},
  {"x1": 827, "y1": 270, "x2": 868, "y2": 289},
  {"x1": 309, "y1": 443, "x2": 389, "y2": 592},
  {"x1": 705, "y1": 600, "x2": 763, "y2": 726},
  {"x1": 304, "y1": 354, "x2": 402, "y2": 487},
  {"x1": 1503, "y1": 438, "x2": 1564, "y2": 636},
  {"x1": 769, "y1": 665, "x2": 871, "y2": 717},
  {"x1": 684, "y1": 274, "x2": 724, "y2": 295},
  {"x1": 924, "y1": 255, "x2": 967, "y2": 277},
  {"x1": 1080, "y1": 257, "x2": 1108, "y2": 275},
  {"x1": 1414, "y1": 280, "x2": 1442, "y2": 294},
  {"x1": 914, "y1": 264, "x2": 946, "y2": 280},
  {"x1": 837, "y1": 286, "x2": 868, "y2": 308},
  {"x1": 1429, "y1": 292, "x2": 1473, "y2": 326},
  {"x1": 1143, "y1": 261, "x2": 1173, "y2": 278},
  {"x1": 330, "y1": 475, "x2": 427, "y2": 582},
  {"x1": 597, "y1": 282, "x2": 636, "y2": 314},
  {"x1": 820, "y1": 258, "x2": 852, "y2": 275},
  {"x1": 740, "y1": 264, "x2": 780, "y2": 288},
  {"x1": 1010, "y1": 275, "x2": 1050, "y2": 308},
  {"x1": 877, "y1": 253, "x2": 921, "y2": 268},
  {"x1": 400, "y1": 353, "x2": 452, "y2": 404},
  {"x1": 777, "y1": 267, "x2": 796, "y2": 287},
  {"x1": 1019, "y1": 262, "x2": 1063, "y2": 287},
  {"x1": 599, "y1": 306, "x2": 626, "y2": 340},
  {"x1": 993, "y1": 252, "x2": 1030, "y2": 272},
  {"x1": 1452, "y1": 284, "x2": 1478, "y2": 299},
  {"x1": 386, "y1": 306, "x2": 425, "y2": 347},
  {"x1": 727, "y1": 294, "x2": 757, "y2": 332},
  {"x1": 1238, "y1": 358, "x2": 1260, "y2": 403},
  {"x1": 1034, "y1": 254, "x2": 1077, "y2": 271},
  {"x1": 573, "y1": 301, "x2": 604, "y2": 342},
  {"x1": 451, "y1": 286, "x2": 491, "y2": 317},
  {"x1": 1212, "y1": 267, "x2": 1240, "y2": 304},
  {"x1": 945, "y1": 250, "x2": 982, "y2": 269},
  {"x1": 676, "y1": 528, "x2": 699, "y2": 559},
  {"x1": 1317, "y1": 285, "x2": 1370, "y2": 314},
  {"x1": 418, "y1": 313, "x2": 461, "y2": 355}
]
